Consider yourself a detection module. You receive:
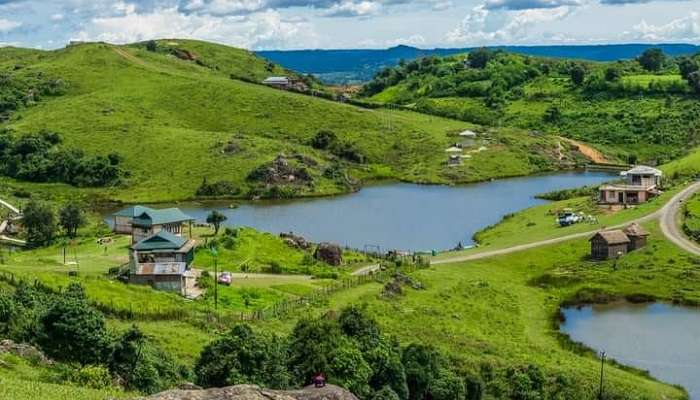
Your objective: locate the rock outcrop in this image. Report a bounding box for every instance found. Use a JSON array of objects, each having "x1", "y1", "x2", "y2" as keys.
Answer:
[
  {"x1": 147, "y1": 384, "x2": 358, "y2": 400},
  {"x1": 314, "y1": 243, "x2": 343, "y2": 266},
  {"x1": 0, "y1": 339, "x2": 52, "y2": 364}
]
